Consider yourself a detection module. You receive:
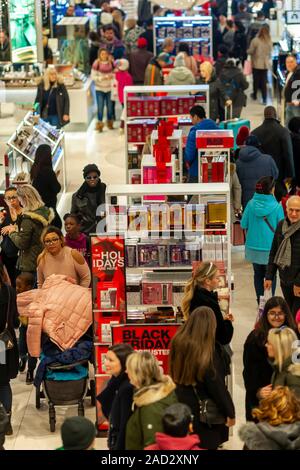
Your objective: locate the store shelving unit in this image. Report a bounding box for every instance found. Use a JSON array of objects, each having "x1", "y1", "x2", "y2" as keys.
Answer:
[
  {"x1": 153, "y1": 15, "x2": 213, "y2": 57},
  {"x1": 3, "y1": 111, "x2": 66, "y2": 198},
  {"x1": 124, "y1": 84, "x2": 209, "y2": 184}
]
